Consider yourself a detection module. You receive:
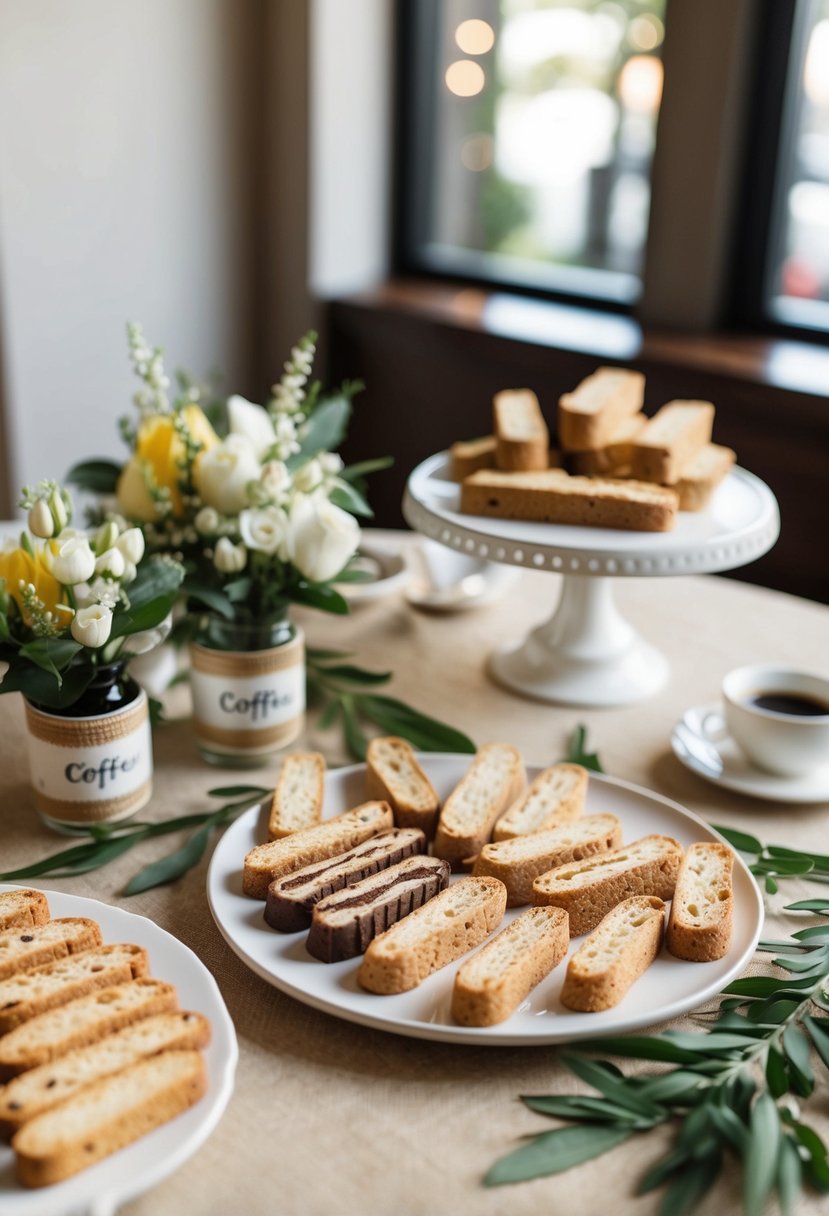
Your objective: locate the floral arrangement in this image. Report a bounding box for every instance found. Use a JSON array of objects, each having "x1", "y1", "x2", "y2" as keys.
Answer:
[{"x1": 0, "y1": 482, "x2": 183, "y2": 710}]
